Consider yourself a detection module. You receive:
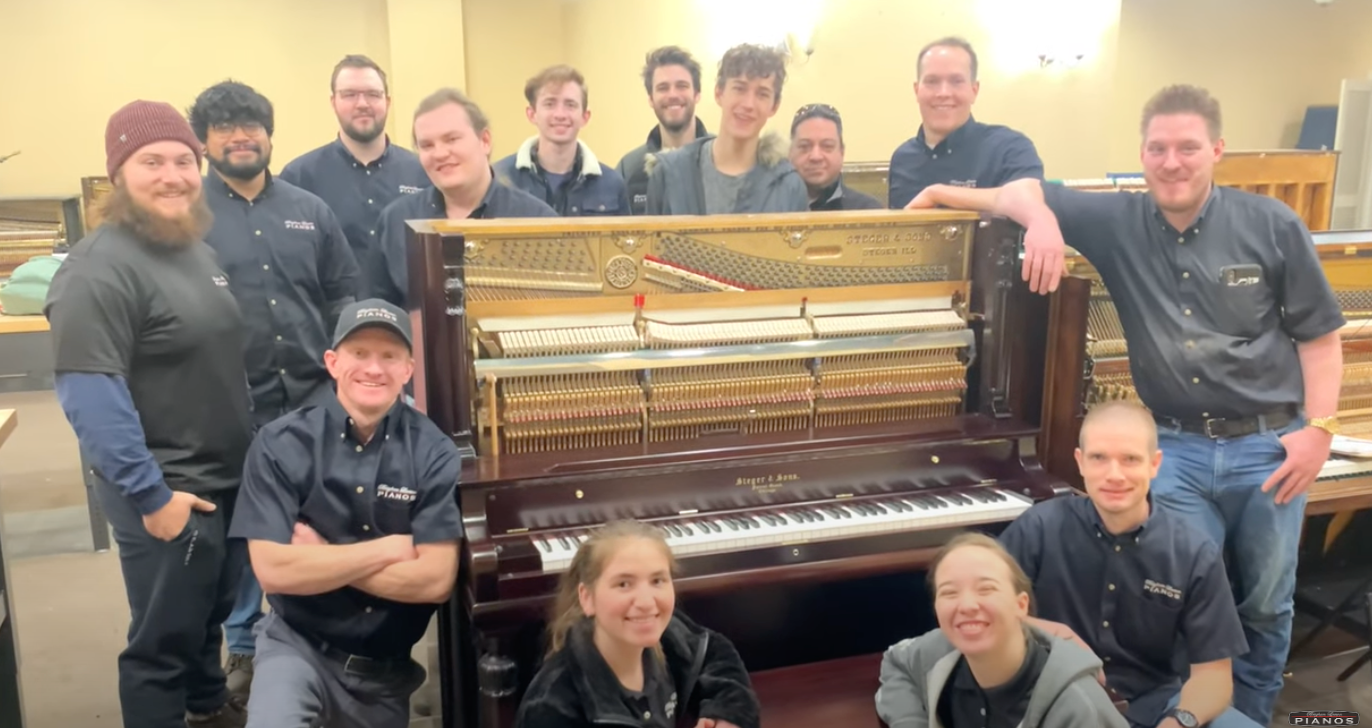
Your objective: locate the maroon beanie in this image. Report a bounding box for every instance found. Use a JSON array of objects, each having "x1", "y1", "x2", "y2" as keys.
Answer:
[{"x1": 104, "y1": 100, "x2": 203, "y2": 179}]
